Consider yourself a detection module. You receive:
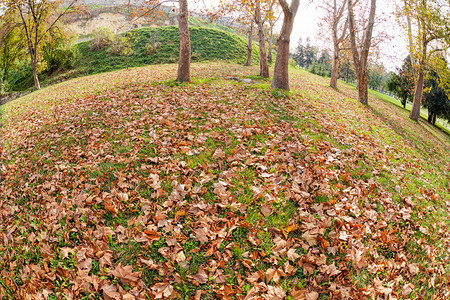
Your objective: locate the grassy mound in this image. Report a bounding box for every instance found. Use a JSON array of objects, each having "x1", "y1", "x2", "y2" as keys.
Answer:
[
  {"x1": 1, "y1": 63, "x2": 449, "y2": 299},
  {"x1": 9, "y1": 26, "x2": 259, "y2": 91}
]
